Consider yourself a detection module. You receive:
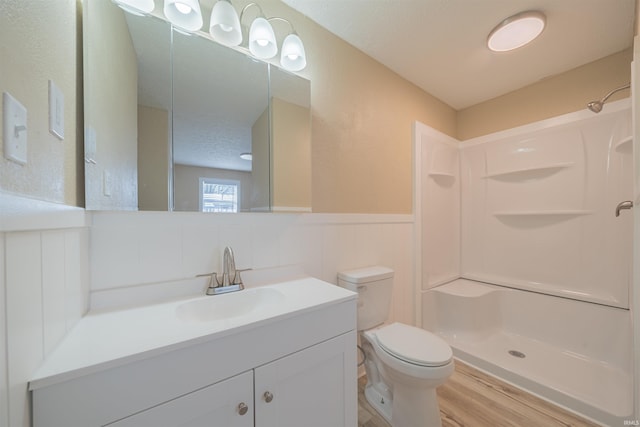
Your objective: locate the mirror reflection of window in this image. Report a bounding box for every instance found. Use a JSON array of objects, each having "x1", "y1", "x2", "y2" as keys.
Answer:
[{"x1": 199, "y1": 178, "x2": 240, "y2": 213}]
